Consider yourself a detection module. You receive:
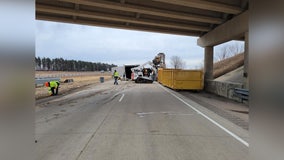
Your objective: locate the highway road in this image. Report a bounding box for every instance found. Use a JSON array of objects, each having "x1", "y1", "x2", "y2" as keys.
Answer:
[{"x1": 35, "y1": 81, "x2": 248, "y2": 160}]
